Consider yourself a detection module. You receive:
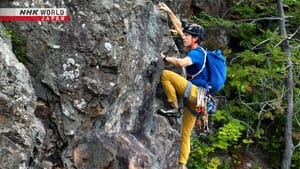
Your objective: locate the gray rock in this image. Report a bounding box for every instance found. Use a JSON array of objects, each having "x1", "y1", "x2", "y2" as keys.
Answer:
[
  {"x1": 0, "y1": 23, "x2": 45, "y2": 169},
  {"x1": 0, "y1": 0, "x2": 232, "y2": 168}
]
